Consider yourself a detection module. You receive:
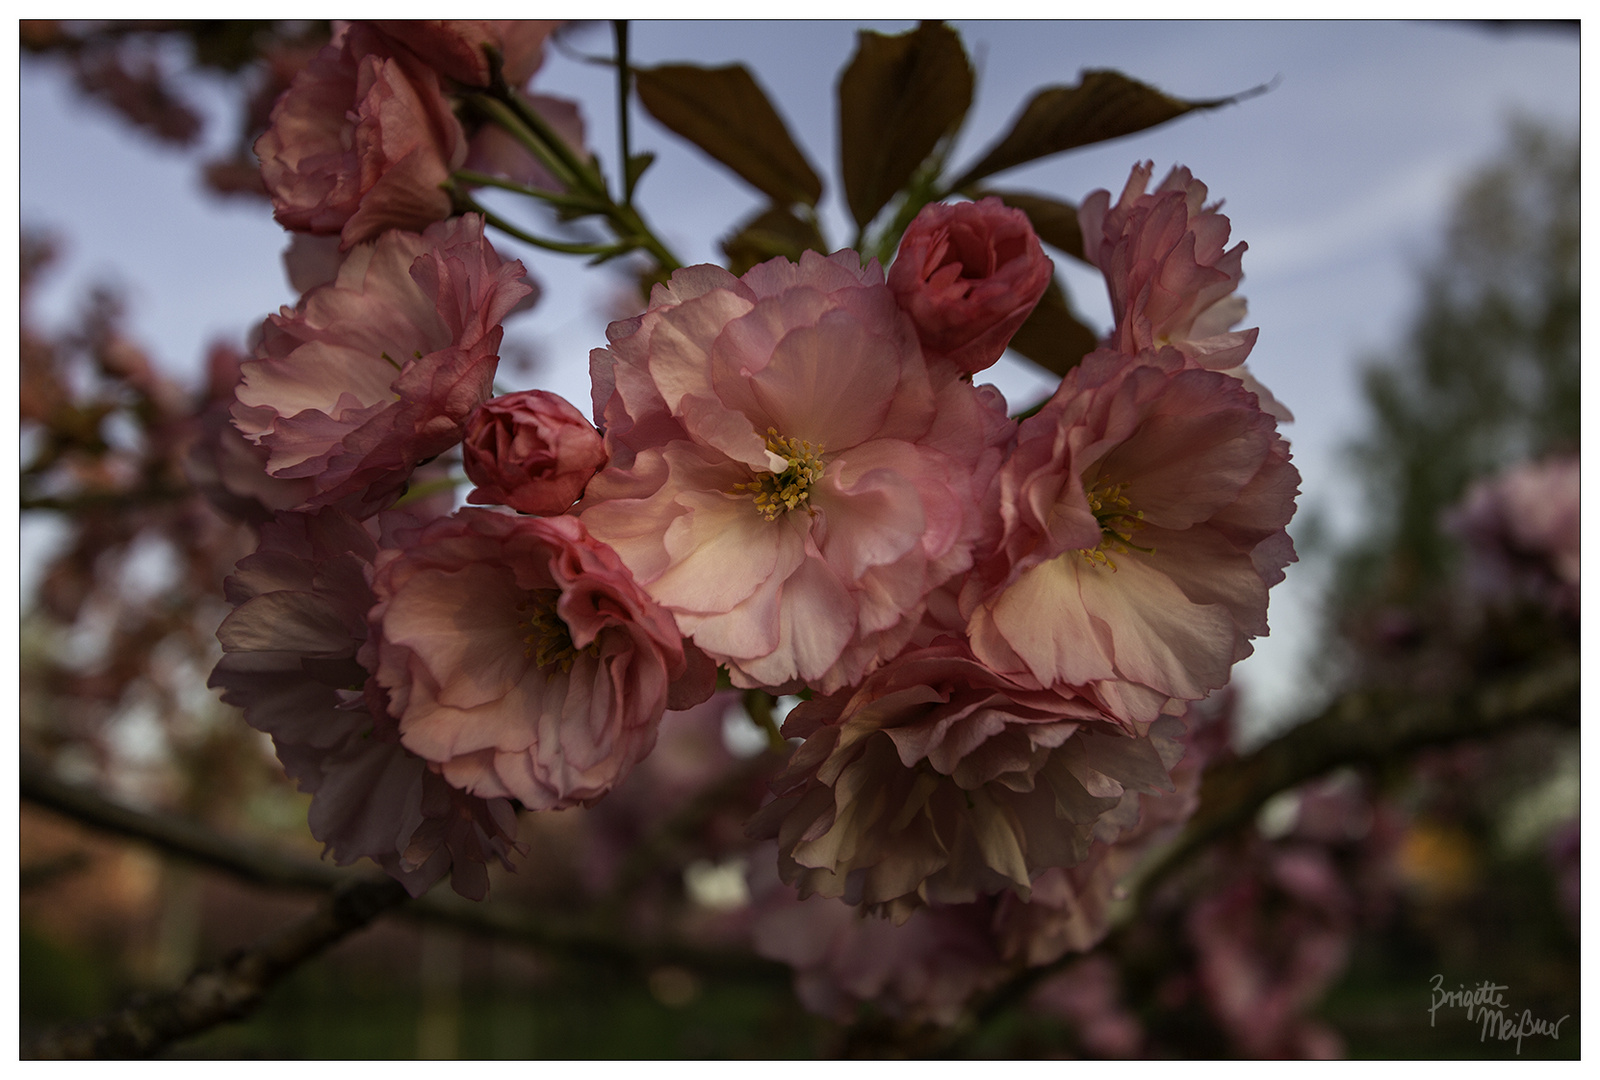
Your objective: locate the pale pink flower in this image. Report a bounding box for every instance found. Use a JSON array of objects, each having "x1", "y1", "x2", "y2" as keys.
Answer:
[
  {"x1": 463, "y1": 390, "x2": 607, "y2": 515},
  {"x1": 367, "y1": 508, "x2": 715, "y2": 812},
  {"x1": 993, "y1": 704, "x2": 1215, "y2": 965},
  {"x1": 208, "y1": 507, "x2": 521, "y2": 900},
  {"x1": 887, "y1": 197, "x2": 1053, "y2": 375},
  {"x1": 580, "y1": 251, "x2": 1011, "y2": 693},
  {"x1": 748, "y1": 640, "x2": 1182, "y2": 918},
  {"x1": 1081, "y1": 163, "x2": 1292, "y2": 421},
  {"x1": 967, "y1": 347, "x2": 1298, "y2": 727},
  {"x1": 256, "y1": 22, "x2": 467, "y2": 249},
  {"x1": 185, "y1": 344, "x2": 317, "y2": 525},
  {"x1": 232, "y1": 214, "x2": 531, "y2": 519},
  {"x1": 1080, "y1": 162, "x2": 1257, "y2": 371},
  {"x1": 369, "y1": 20, "x2": 560, "y2": 89},
  {"x1": 1448, "y1": 454, "x2": 1580, "y2": 614}
]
